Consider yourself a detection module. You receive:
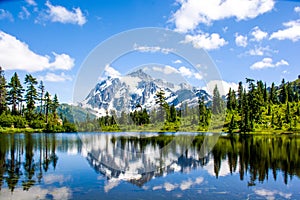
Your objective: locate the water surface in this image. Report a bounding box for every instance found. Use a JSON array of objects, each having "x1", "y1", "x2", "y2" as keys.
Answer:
[{"x1": 0, "y1": 132, "x2": 299, "y2": 199}]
